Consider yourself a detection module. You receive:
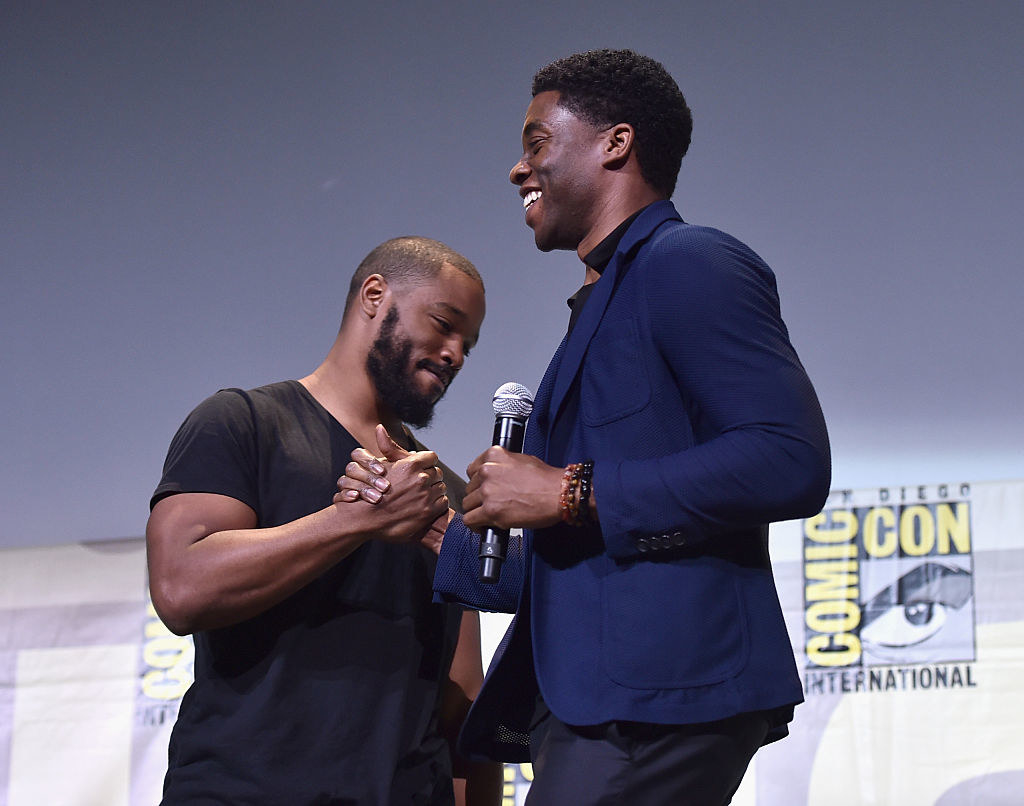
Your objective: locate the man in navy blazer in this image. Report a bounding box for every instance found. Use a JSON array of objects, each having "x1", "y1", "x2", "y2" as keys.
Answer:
[{"x1": 342, "y1": 49, "x2": 830, "y2": 804}]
